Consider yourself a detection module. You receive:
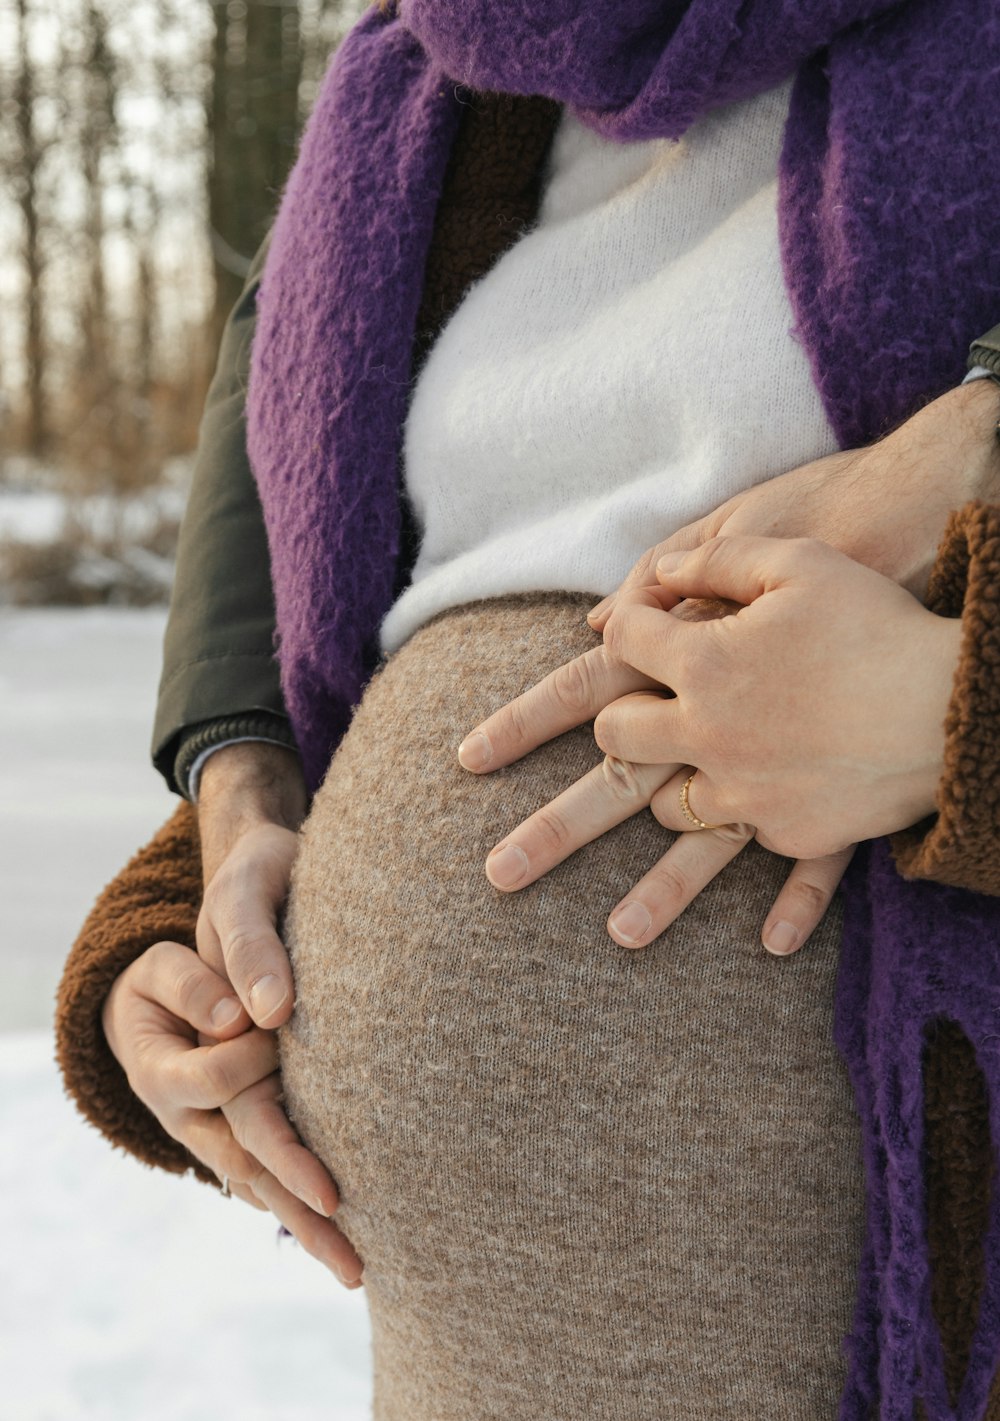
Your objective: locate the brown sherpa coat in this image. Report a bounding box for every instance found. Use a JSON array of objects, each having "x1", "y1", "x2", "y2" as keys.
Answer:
[{"x1": 55, "y1": 89, "x2": 1000, "y2": 1404}]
